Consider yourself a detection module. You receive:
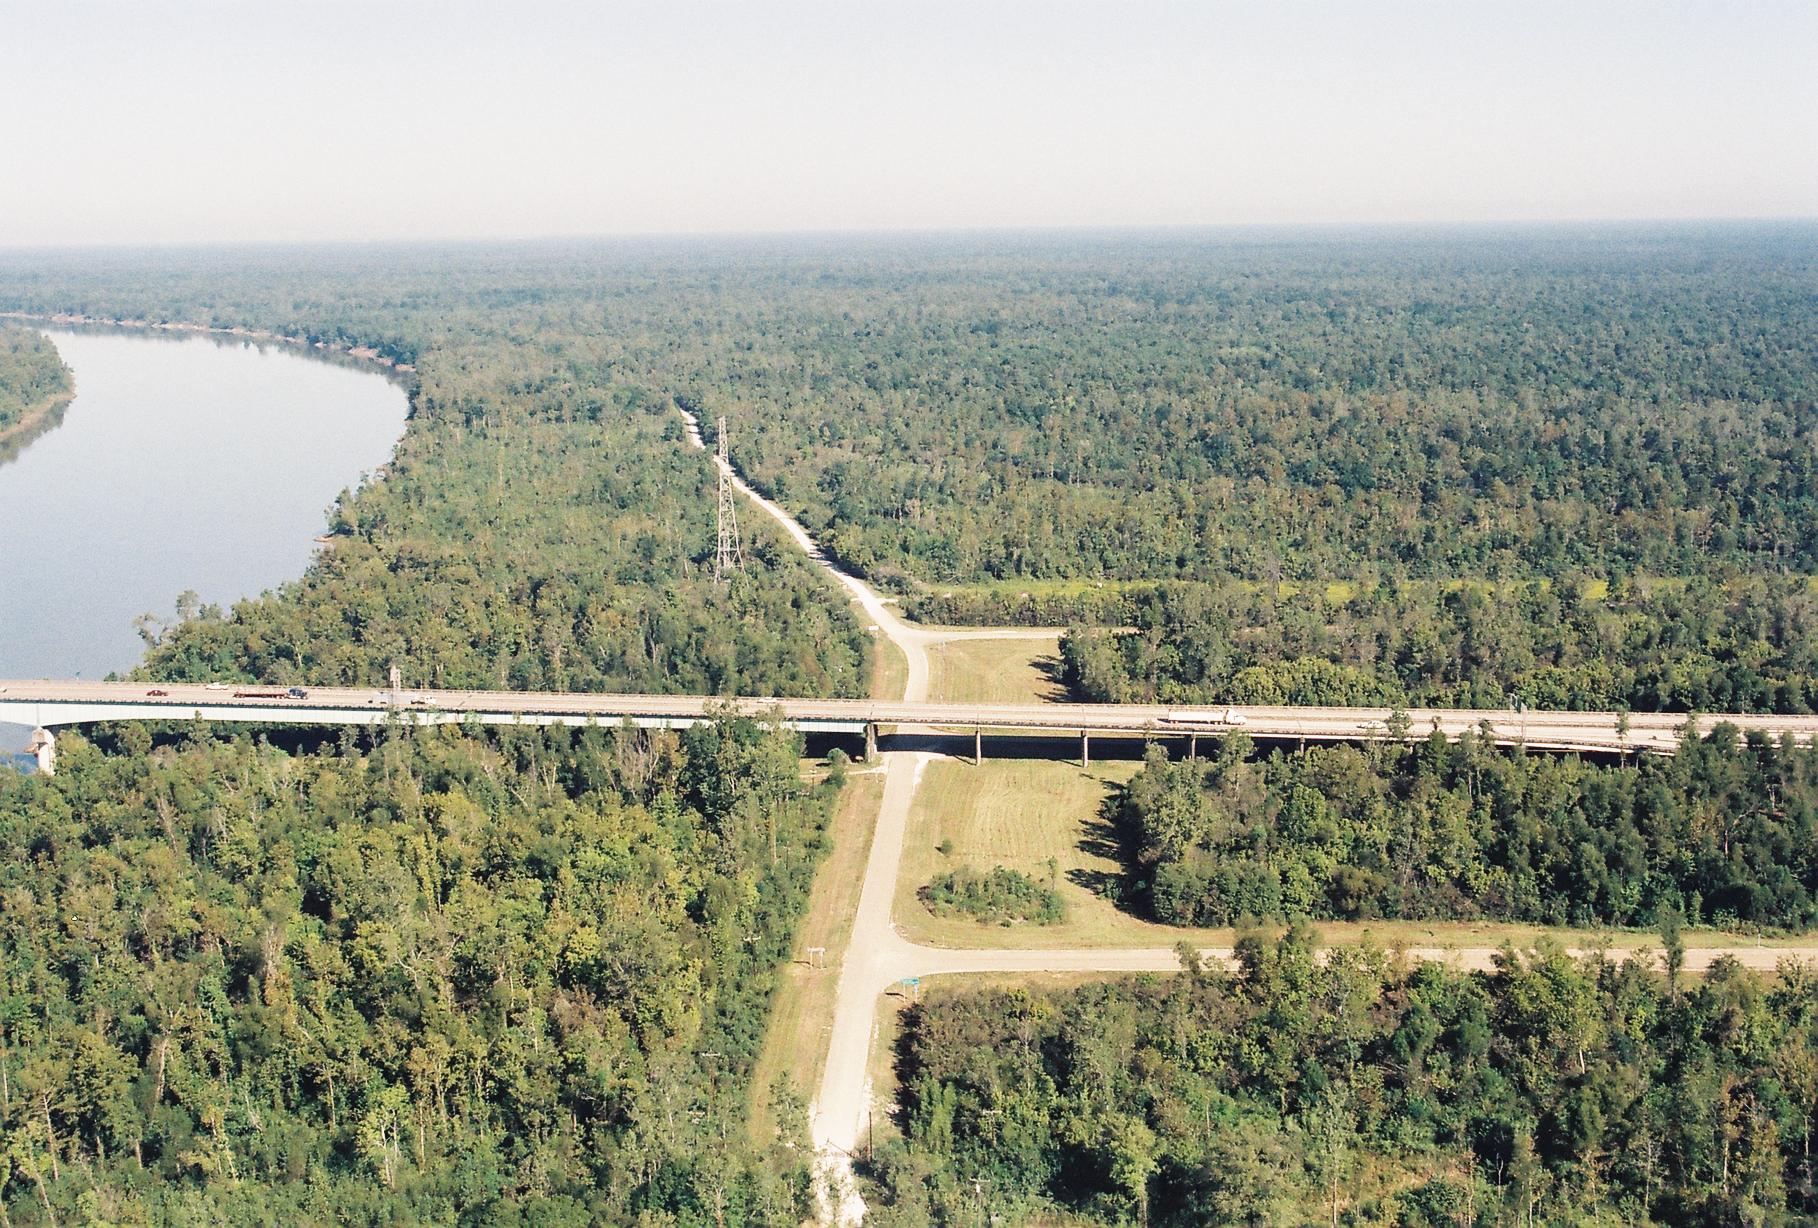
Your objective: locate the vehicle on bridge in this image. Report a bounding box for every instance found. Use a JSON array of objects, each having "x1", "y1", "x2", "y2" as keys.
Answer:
[{"x1": 1161, "y1": 708, "x2": 1247, "y2": 727}]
